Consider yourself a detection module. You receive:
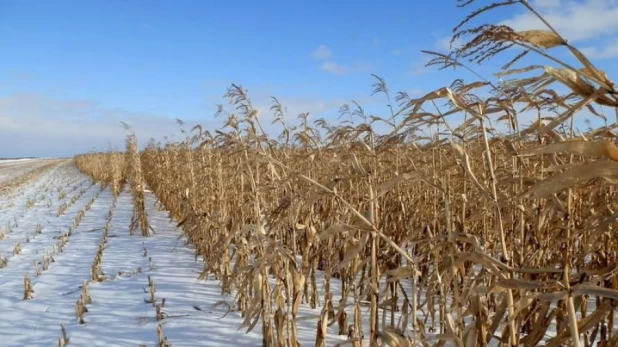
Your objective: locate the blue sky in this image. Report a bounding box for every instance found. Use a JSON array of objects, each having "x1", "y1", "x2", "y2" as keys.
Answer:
[{"x1": 1, "y1": 0, "x2": 617, "y2": 157}]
